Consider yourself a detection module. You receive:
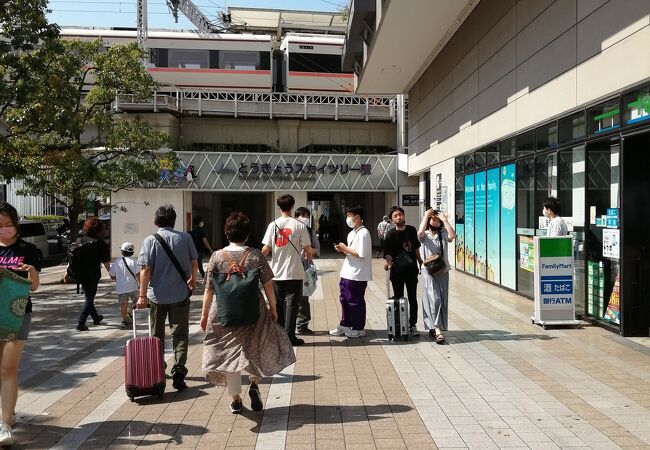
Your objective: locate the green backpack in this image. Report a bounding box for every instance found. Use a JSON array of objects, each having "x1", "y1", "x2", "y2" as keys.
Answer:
[
  {"x1": 0, "y1": 267, "x2": 31, "y2": 340},
  {"x1": 212, "y1": 249, "x2": 261, "y2": 327}
]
